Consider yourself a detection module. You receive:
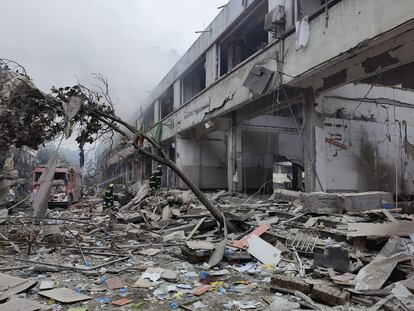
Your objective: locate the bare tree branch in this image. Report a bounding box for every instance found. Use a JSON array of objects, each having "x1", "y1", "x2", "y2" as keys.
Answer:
[{"x1": 0, "y1": 63, "x2": 237, "y2": 232}]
